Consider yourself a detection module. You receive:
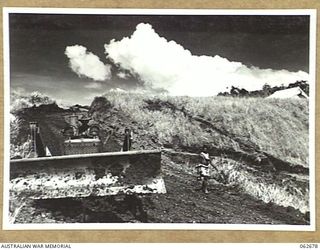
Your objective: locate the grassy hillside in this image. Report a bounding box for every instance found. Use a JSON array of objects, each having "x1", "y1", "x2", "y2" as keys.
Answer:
[
  {"x1": 9, "y1": 92, "x2": 310, "y2": 221},
  {"x1": 99, "y1": 92, "x2": 309, "y2": 168},
  {"x1": 90, "y1": 93, "x2": 310, "y2": 214}
]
